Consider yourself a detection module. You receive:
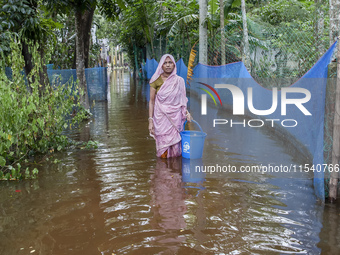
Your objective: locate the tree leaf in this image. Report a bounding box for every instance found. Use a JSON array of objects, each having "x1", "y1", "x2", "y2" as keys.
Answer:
[{"x1": 0, "y1": 156, "x2": 6, "y2": 167}]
